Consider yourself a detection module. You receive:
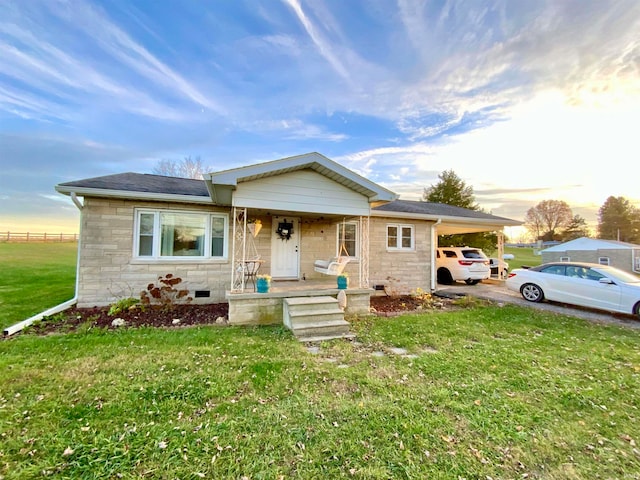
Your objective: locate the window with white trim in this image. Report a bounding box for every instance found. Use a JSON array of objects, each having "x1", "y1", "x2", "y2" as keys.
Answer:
[
  {"x1": 135, "y1": 209, "x2": 228, "y2": 259},
  {"x1": 560, "y1": 256, "x2": 570, "y2": 262},
  {"x1": 387, "y1": 224, "x2": 415, "y2": 251},
  {"x1": 337, "y1": 222, "x2": 358, "y2": 257},
  {"x1": 598, "y1": 257, "x2": 610, "y2": 265}
]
